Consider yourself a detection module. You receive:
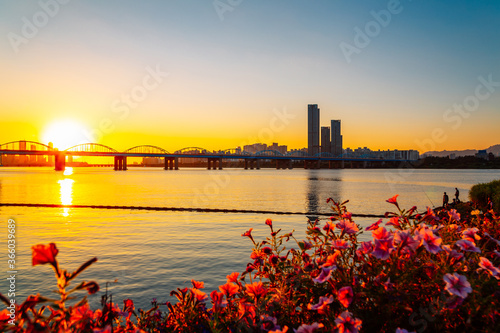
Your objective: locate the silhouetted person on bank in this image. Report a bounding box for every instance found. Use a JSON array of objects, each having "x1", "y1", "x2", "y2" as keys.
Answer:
[
  {"x1": 455, "y1": 188, "x2": 460, "y2": 203},
  {"x1": 443, "y1": 192, "x2": 449, "y2": 208}
]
